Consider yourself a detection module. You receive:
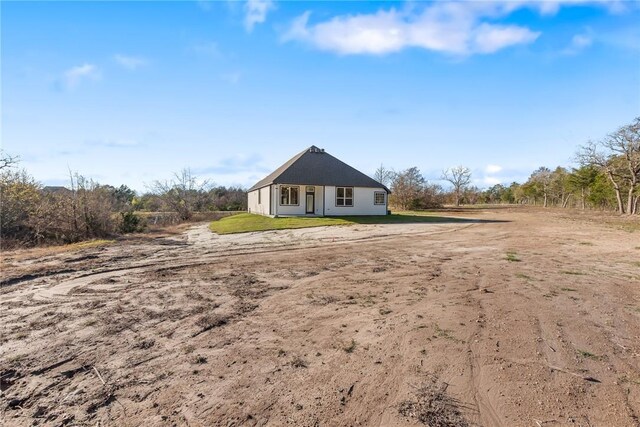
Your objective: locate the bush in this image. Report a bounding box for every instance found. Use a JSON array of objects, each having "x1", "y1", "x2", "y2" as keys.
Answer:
[
  {"x1": 0, "y1": 169, "x2": 118, "y2": 246},
  {"x1": 119, "y1": 211, "x2": 145, "y2": 233}
]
